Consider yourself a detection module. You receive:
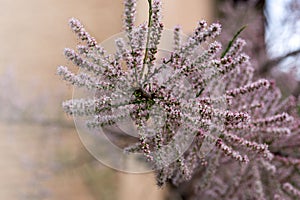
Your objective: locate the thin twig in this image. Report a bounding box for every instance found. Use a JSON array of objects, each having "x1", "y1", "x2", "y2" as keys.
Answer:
[{"x1": 141, "y1": 0, "x2": 153, "y2": 83}]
